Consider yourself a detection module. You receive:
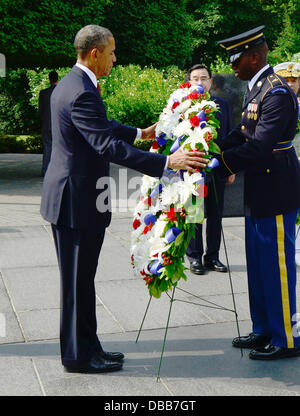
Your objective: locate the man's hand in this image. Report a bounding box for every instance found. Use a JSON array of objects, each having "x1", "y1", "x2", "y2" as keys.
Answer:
[
  {"x1": 141, "y1": 123, "x2": 158, "y2": 140},
  {"x1": 226, "y1": 174, "x2": 236, "y2": 185},
  {"x1": 168, "y1": 148, "x2": 209, "y2": 173}
]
